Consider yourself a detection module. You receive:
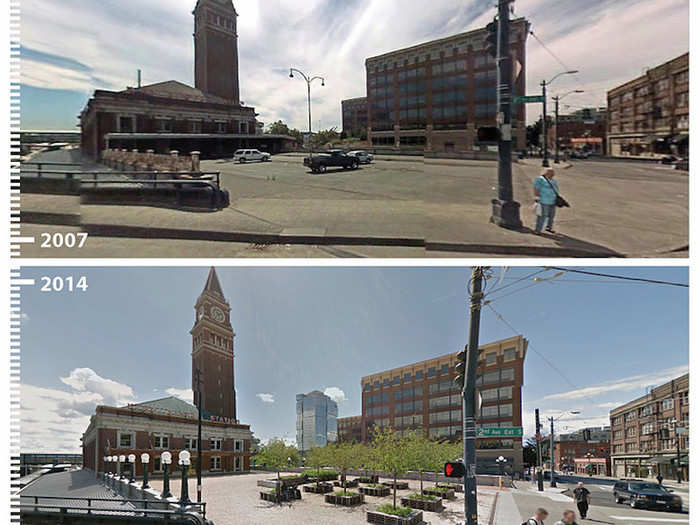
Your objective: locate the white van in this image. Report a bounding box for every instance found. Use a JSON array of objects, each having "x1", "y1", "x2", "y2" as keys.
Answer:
[{"x1": 233, "y1": 149, "x2": 271, "y2": 163}]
